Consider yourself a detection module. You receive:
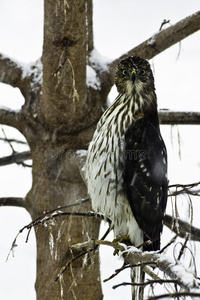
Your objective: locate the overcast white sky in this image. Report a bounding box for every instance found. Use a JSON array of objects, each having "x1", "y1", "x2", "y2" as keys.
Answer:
[{"x1": 0, "y1": 1, "x2": 200, "y2": 299}]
